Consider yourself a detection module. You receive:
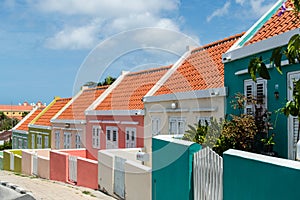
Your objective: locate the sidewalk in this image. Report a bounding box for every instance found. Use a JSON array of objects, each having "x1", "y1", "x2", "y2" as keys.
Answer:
[{"x1": 0, "y1": 170, "x2": 115, "y2": 200}]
